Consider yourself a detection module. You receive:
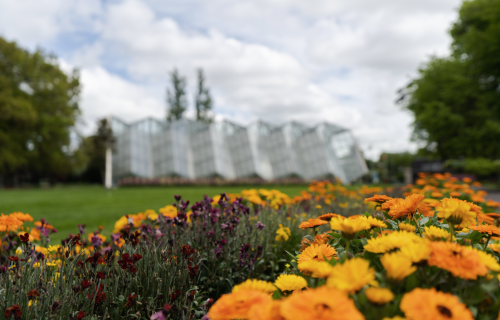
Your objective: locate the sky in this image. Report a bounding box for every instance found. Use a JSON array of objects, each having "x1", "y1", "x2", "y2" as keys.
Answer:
[{"x1": 0, "y1": 0, "x2": 463, "y2": 159}]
